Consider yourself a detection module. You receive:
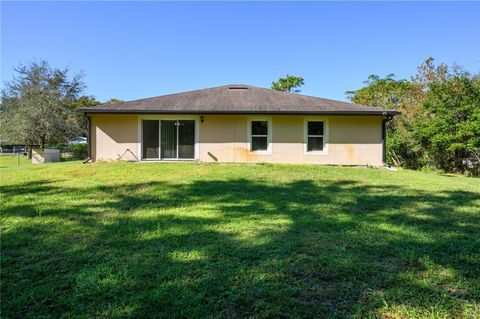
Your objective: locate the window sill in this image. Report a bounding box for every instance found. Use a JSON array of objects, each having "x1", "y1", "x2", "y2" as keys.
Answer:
[
  {"x1": 304, "y1": 151, "x2": 328, "y2": 156},
  {"x1": 248, "y1": 150, "x2": 272, "y2": 156}
]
